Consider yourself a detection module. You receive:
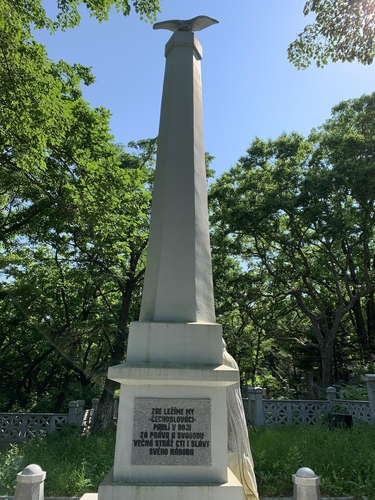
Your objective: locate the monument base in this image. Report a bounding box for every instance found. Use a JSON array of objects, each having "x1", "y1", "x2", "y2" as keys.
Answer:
[{"x1": 94, "y1": 467, "x2": 243, "y2": 500}]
